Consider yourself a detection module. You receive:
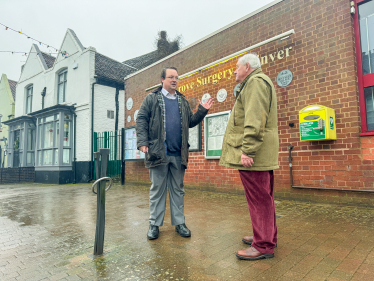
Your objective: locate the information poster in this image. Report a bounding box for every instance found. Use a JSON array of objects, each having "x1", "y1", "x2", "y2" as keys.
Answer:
[
  {"x1": 204, "y1": 111, "x2": 230, "y2": 159},
  {"x1": 124, "y1": 126, "x2": 145, "y2": 161},
  {"x1": 189, "y1": 123, "x2": 202, "y2": 151}
]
